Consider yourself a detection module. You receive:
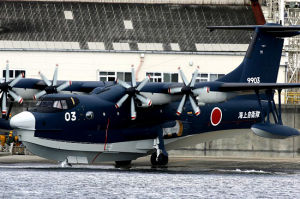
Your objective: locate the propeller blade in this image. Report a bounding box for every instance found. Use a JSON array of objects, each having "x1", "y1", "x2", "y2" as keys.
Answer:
[
  {"x1": 2, "y1": 92, "x2": 7, "y2": 115},
  {"x1": 52, "y1": 65, "x2": 58, "y2": 86},
  {"x1": 190, "y1": 67, "x2": 199, "y2": 87},
  {"x1": 136, "y1": 94, "x2": 152, "y2": 106},
  {"x1": 39, "y1": 72, "x2": 52, "y2": 87},
  {"x1": 8, "y1": 90, "x2": 23, "y2": 104},
  {"x1": 131, "y1": 97, "x2": 136, "y2": 120},
  {"x1": 5, "y1": 61, "x2": 9, "y2": 82},
  {"x1": 9, "y1": 73, "x2": 24, "y2": 87},
  {"x1": 176, "y1": 94, "x2": 187, "y2": 116},
  {"x1": 178, "y1": 67, "x2": 189, "y2": 86},
  {"x1": 189, "y1": 95, "x2": 200, "y2": 116},
  {"x1": 192, "y1": 87, "x2": 210, "y2": 96},
  {"x1": 116, "y1": 79, "x2": 131, "y2": 89},
  {"x1": 115, "y1": 94, "x2": 129, "y2": 108},
  {"x1": 168, "y1": 87, "x2": 182, "y2": 94},
  {"x1": 57, "y1": 81, "x2": 72, "y2": 92},
  {"x1": 136, "y1": 76, "x2": 150, "y2": 91},
  {"x1": 131, "y1": 66, "x2": 136, "y2": 87},
  {"x1": 33, "y1": 90, "x2": 47, "y2": 100}
]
